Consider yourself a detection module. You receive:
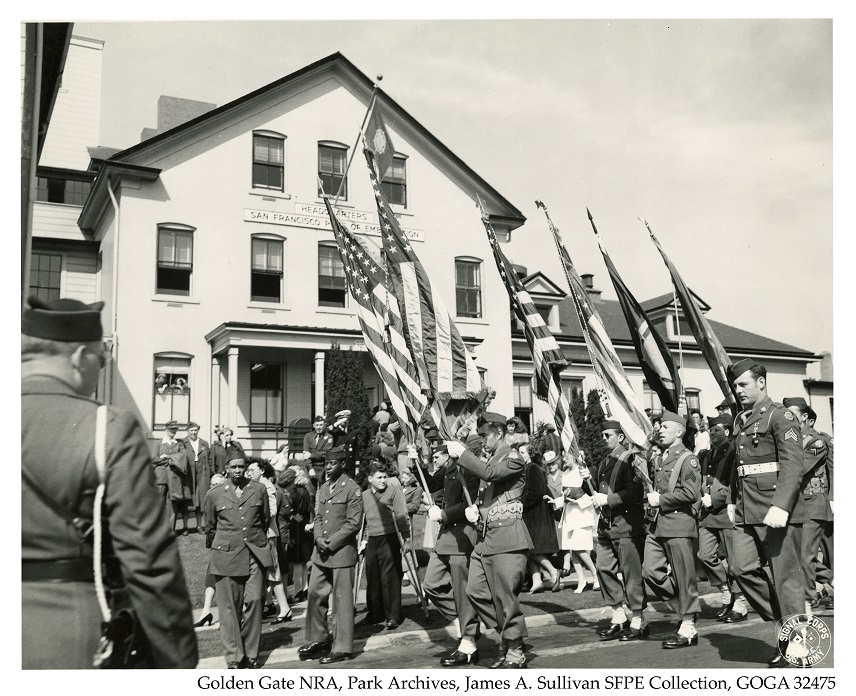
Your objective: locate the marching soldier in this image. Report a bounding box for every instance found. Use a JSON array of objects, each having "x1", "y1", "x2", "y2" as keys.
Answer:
[
  {"x1": 783, "y1": 397, "x2": 834, "y2": 614},
  {"x1": 298, "y1": 448, "x2": 363, "y2": 664},
  {"x1": 697, "y1": 416, "x2": 748, "y2": 622},
  {"x1": 422, "y1": 443, "x2": 482, "y2": 666},
  {"x1": 445, "y1": 412, "x2": 532, "y2": 669},
  {"x1": 641, "y1": 410, "x2": 702, "y2": 649},
  {"x1": 590, "y1": 420, "x2": 648, "y2": 642},
  {"x1": 806, "y1": 408, "x2": 834, "y2": 609},
  {"x1": 727, "y1": 359, "x2": 806, "y2": 668}
]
